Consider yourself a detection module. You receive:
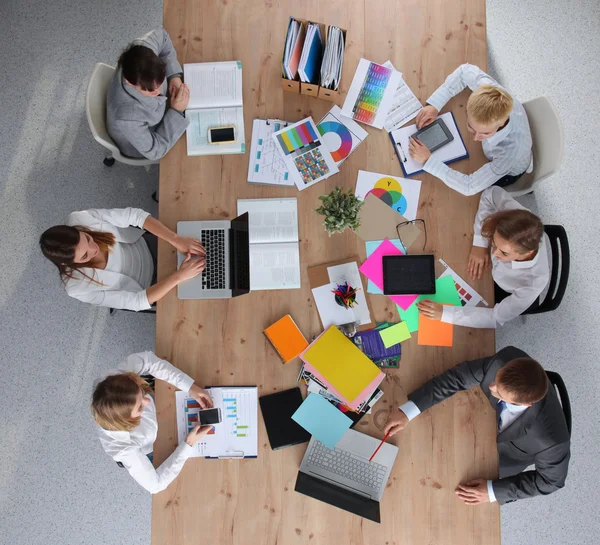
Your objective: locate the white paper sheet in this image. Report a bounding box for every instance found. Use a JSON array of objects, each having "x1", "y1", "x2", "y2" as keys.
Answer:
[
  {"x1": 186, "y1": 107, "x2": 245, "y2": 156},
  {"x1": 249, "y1": 243, "x2": 301, "y2": 290},
  {"x1": 184, "y1": 62, "x2": 243, "y2": 109},
  {"x1": 317, "y1": 105, "x2": 368, "y2": 167},
  {"x1": 237, "y1": 198, "x2": 298, "y2": 244},
  {"x1": 326, "y1": 263, "x2": 371, "y2": 326},
  {"x1": 247, "y1": 119, "x2": 294, "y2": 186}
]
